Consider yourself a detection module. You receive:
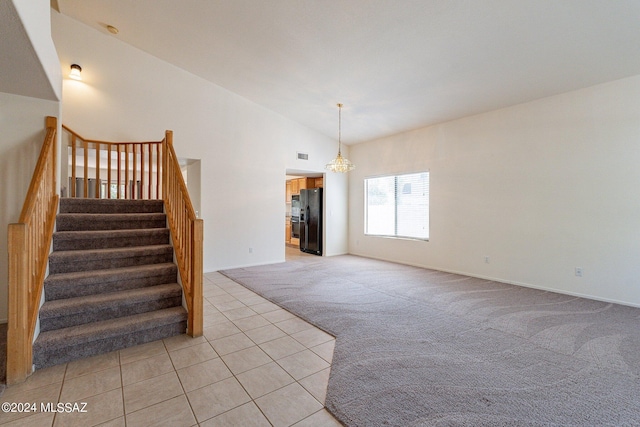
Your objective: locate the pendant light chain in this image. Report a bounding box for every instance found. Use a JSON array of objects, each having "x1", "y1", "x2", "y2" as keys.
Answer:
[
  {"x1": 325, "y1": 102, "x2": 355, "y2": 173},
  {"x1": 338, "y1": 103, "x2": 342, "y2": 155}
]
